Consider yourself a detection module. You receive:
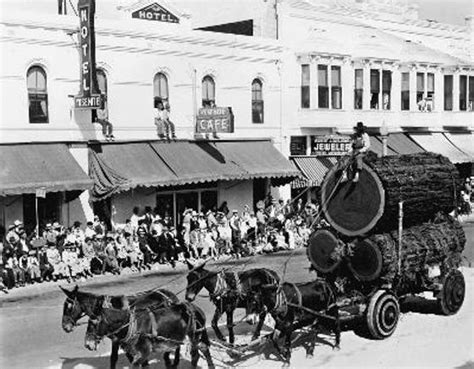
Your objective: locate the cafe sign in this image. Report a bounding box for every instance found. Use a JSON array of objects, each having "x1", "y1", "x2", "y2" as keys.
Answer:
[
  {"x1": 196, "y1": 107, "x2": 234, "y2": 134},
  {"x1": 132, "y1": 3, "x2": 179, "y2": 23},
  {"x1": 312, "y1": 135, "x2": 351, "y2": 156},
  {"x1": 75, "y1": 0, "x2": 101, "y2": 109}
]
